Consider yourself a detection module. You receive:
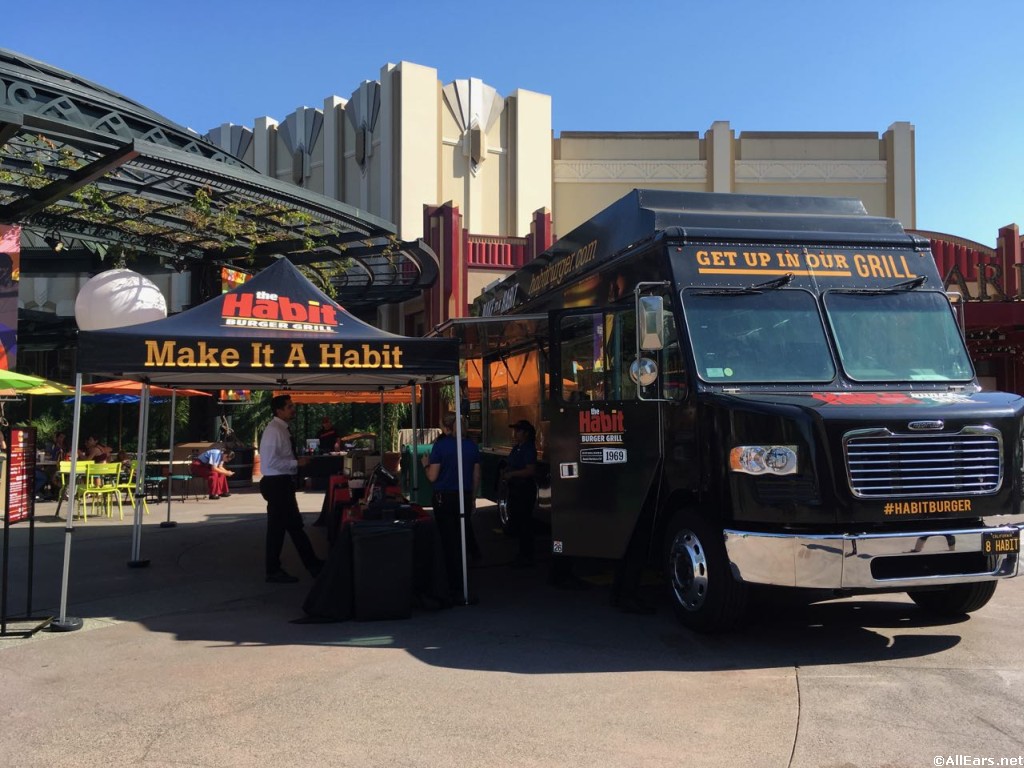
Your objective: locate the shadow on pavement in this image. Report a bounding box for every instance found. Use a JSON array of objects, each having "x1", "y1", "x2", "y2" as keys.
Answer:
[{"x1": 3, "y1": 498, "x2": 969, "y2": 673}]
